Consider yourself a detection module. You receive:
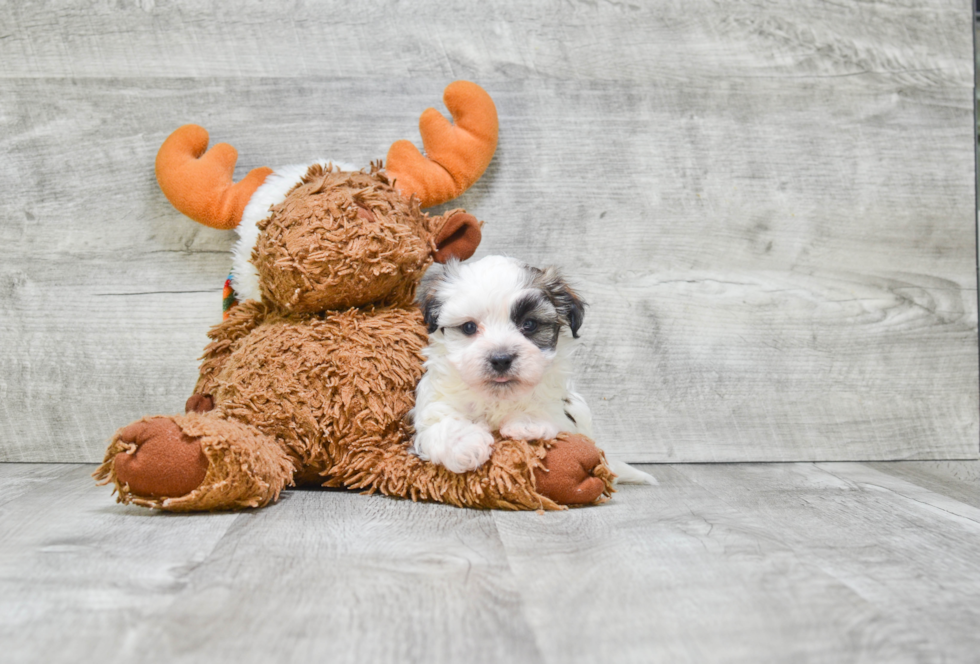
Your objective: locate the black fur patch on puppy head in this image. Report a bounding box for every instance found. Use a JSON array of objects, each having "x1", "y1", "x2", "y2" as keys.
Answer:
[
  {"x1": 510, "y1": 289, "x2": 561, "y2": 350},
  {"x1": 416, "y1": 260, "x2": 459, "y2": 333},
  {"x1": 529, "y1": 265, "x2": 586, "y2": 338}
]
